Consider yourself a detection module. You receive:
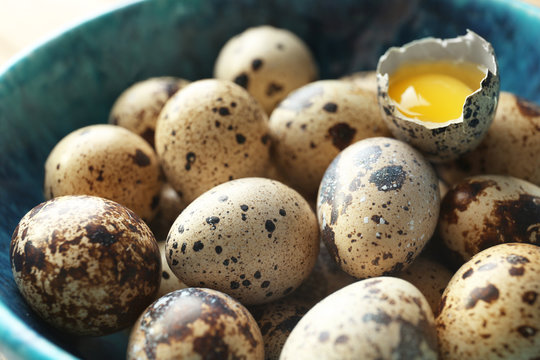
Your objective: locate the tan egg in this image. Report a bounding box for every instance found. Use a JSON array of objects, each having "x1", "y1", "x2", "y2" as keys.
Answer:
[
  {"x1": 127, "y1": 288, "x2": 264, "y2": 360},
  {"x1": 269, "y1": 80, "x2": 391, "y2": 198},
  {"x1": 166, "y1": 177, "x2": 319, "y2": 305},
  {"x1": 439, "y1": 178, "x2": 450, "y2": 198},
  {"x1": 280, "y1": 277, "x2": 438, "y2": 360},
  {"x1": 438, "y1": 175, "x2": 540, "y2": 266},
  {"x1": 109, "y1": 77, "x2": 190, "y2": 146},
  {"x1": 340, "y1": 70, "x2": 378, "y2": 93},
  {"x1": 317, "y1": 137, "x2": 440, "y2": 278},
  {"x1": 156, "y1": 240, "x2": 186, "y2": 299},
  {"x1": 9, "y1": 195, "x2": 161, "y2": 336},
  {"x1": 437, "y1": 243, "x2": 540, "y2": 359},
  {"x1": 436, "y1": 91, "x2": 540, "y2": 187},
  {"x1": 214, "y1": 25, "x2": 318, "y2": 114},
  {"x1": 155, "y1": 79, "x2": 271, "y2": 204},
  {"x1": 44, "y1": 124, "x2": 163, "y2": 222},
  {"x1": 148, "y1": 183, "x2": 186, "y2": 242},
  {"x1": 396, "y1": 256, "x2": 453, "y2": 315},
  {"x1": 249, "y1": 298, "x2": 310, "y2": 360}
]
